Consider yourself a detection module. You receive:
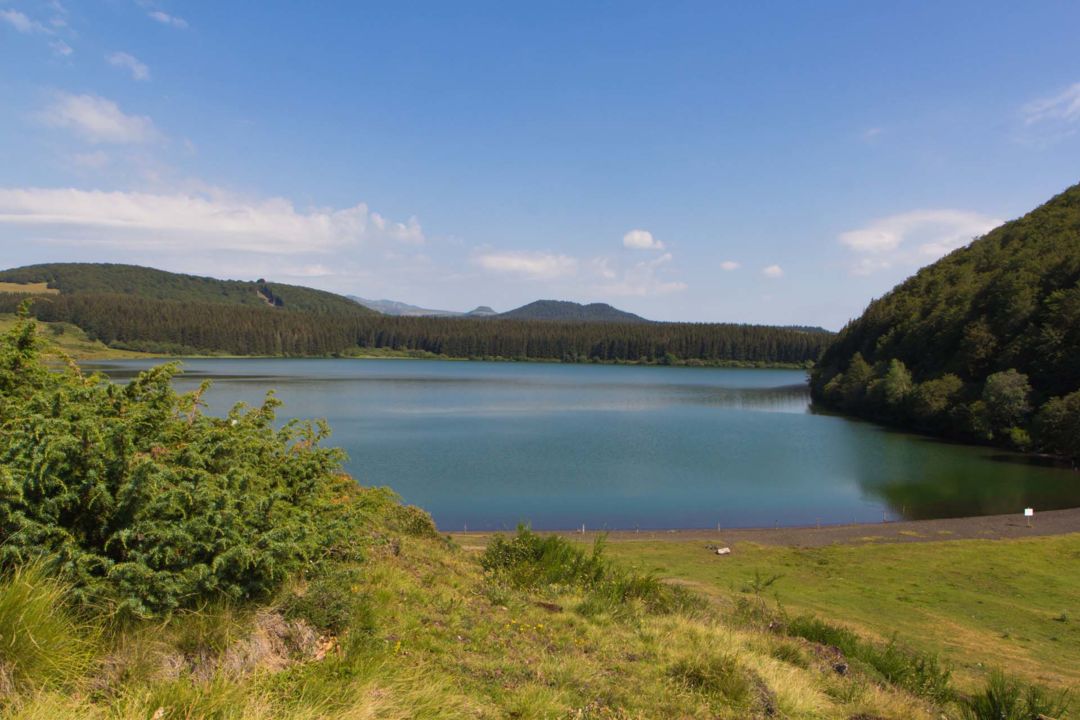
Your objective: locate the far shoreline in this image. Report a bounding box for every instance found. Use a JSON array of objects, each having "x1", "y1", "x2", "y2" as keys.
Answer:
[{"x1": 450, "y1": 506, "x2": 1080, "y2": 548}]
